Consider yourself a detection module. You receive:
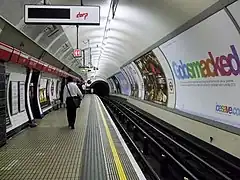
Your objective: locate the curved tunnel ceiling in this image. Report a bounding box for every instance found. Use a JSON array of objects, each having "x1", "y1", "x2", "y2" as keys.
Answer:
[{"x1": 0, "y1": 0, "x2": 217, "y2": 79}]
